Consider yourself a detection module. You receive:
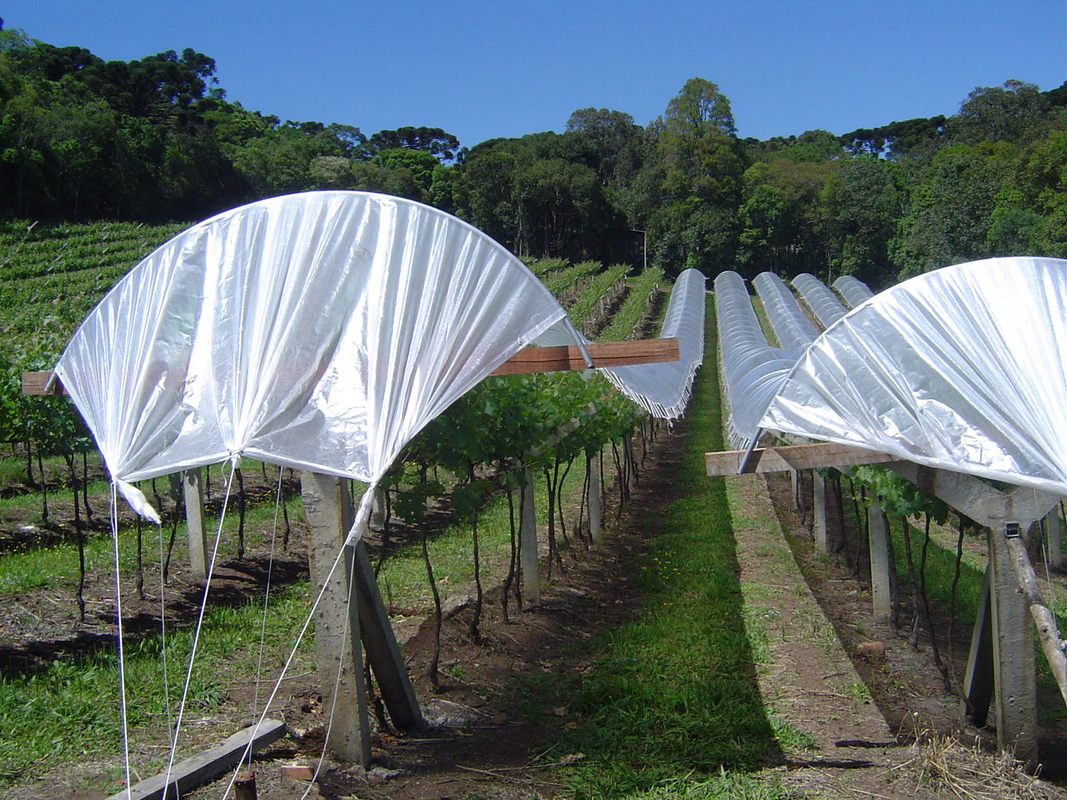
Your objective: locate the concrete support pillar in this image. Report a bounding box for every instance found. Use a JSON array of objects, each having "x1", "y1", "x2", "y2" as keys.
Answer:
[
  {"x1": 988, "y1": 525, "x2": 1037, "y2": 761},
  {"x1": 1047, "y1": 506, "x2": 1063, "y2": 571},
  {"x1": 369, "y1": 486, "x2": 387, "y2": 531},
  {"x1": 183, "y1": 468, "x2": 207, "y2": 582},
  {"x1": 962, "y1": 576, "x2": 995, "y2": 726},
  {"x1": 867, "y1": 504, "x2": 892, "y2": 623},
  {"x1": 300, "y1": 472, "x2": 371, "y2": 766},
  {"x1": 588, "y1": 452, "x2": 603, "y2": 544},
  {"x1": 520, "y1": 470, "x2": 540, "y2": 607},
  {"x1": 813, "y1": 471, "x2": 828, "y2": 555},
  {"x1": 790, "y1": 468, "x2": 800, "y2": 511}
]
